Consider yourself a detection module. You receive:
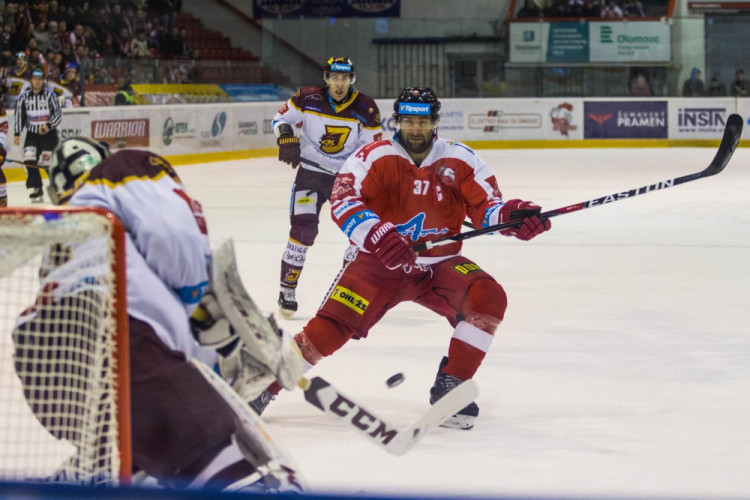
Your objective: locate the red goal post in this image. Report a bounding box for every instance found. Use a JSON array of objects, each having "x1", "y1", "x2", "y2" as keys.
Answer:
[{"x1": 0, "y1": 206, "x2": 131, "y2": 485}]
